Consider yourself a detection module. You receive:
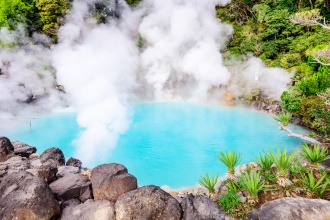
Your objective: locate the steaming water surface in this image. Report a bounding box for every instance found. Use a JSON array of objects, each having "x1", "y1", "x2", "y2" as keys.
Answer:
[{"x1": 4, "y1": 103, "x2": 308, "y2": 189}]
